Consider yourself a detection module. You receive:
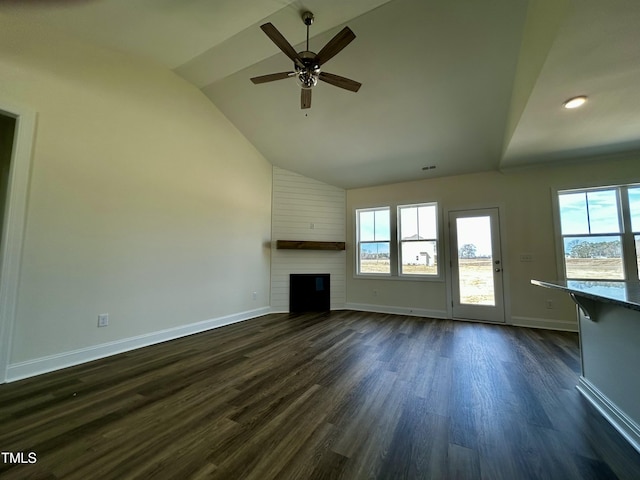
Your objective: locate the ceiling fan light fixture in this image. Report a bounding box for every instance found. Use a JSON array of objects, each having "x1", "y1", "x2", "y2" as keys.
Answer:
[
  {"x1": 563, "y1": 95, "x2": 588, "y2": 109},
  {"x1": 295, "y1": 52, "x2": 320, "y2": 89},
  {"x1": 296, "y1": 72, "x2": 318, "y2": 89}
]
